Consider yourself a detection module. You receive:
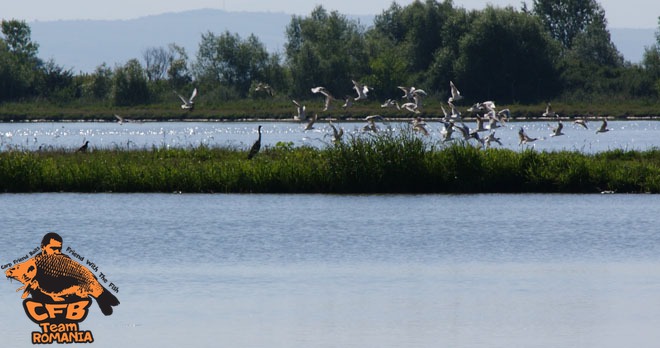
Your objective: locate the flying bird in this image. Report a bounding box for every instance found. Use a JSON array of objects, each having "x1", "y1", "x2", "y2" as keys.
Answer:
[
  {"x1": 247, "y1": 125, "x2": 262, "y2": 160},
  {"x1": 596, "y1": 118, "x2": 610, "y2": 133},
  {"x1": 449, "y1": 81, "x2": 463, "y2": 102},
  {"x1": 176, "y1": 87, "x2": 197, "y2": 111},
  {"x1": 473, "y1": 114, "x2": 487, "y2": 133},
  {"x1": 352, "y1": 80, "x2": 371, "y2": 100},
  {"x1": 448, "y1": 100, "x2": 462, "y2": 119},
  {"x1": 484, "y1": 131, "x2": 502, "y2": 148},
  {"x1": 305, "y1": 114, "x2": 318, "y2": 131},
  {"x1": 381, "y1": 99, "x2": 399, "y2": 109},
  {"x1": 497, "y1": 109, "x2": 511, "y2": 123},
  {"x1": 411, "y1": 89, "x2": 427, "y2": 110},
  {"x1": 411, "y1": 117, "x2": 429, "y2": 136},
  {"x1": 401, "y1": 102, "x2": 421, "y2": 114},
  {"x1": 311, "y1": 86, "x2": 336, "y2": 111},
  {"x1": 114, "y1": 114, "x2": 124, "y2": 125},
  {"x1": 342, "y1": 95, "x2": 353, "y2": 109},
  {"x1": 518, "y1": 127, "x2": 538, "y2": 145},
  {"x1": 550, "y1": 120, "x2": 564, "y2": 137},
  {"x1": 292, "y1": 100, "x2": 306, "y2": 121},
  {"x1": 542, "y1": 103, "x2": 557, "y2": 118},
  {"x1": 398, "y1": 86, "x2": 416, "y2": 101},
  {"x1": 363, "y1": 115, "x2": 385, "y2": 132},
  {"x1": 487, "y1": 117, "x2": 501, "y2": 130},
  {"x1": 328, "y1": 121, "x2": 344, "y2": 144},
  {"x1": 254, "y1": 82, "x2": 274, "y2": 96},
  {"x1": 574, "y1": 119, "x2": 588, "y2": 129},
  {"x1": 440, "y1": 121, "x2": 454, "y2": 142}
]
